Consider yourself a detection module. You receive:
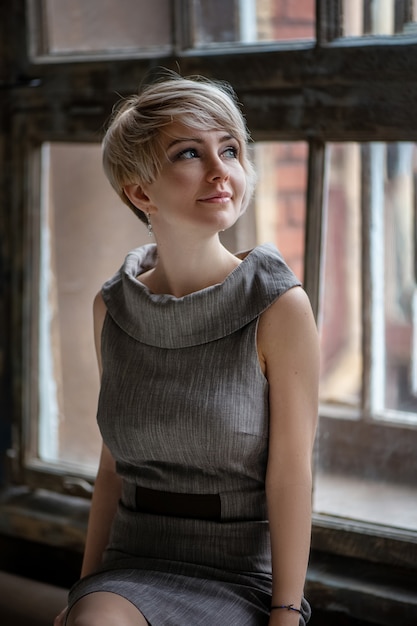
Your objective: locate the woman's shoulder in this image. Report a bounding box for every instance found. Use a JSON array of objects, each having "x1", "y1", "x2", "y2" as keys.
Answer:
[
  {"x1": 257, "y1": 285, "x2": 318, "y2": 364},
  {"x1": 239, "y1": 242, "x2": 302, "y2": 302}
]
